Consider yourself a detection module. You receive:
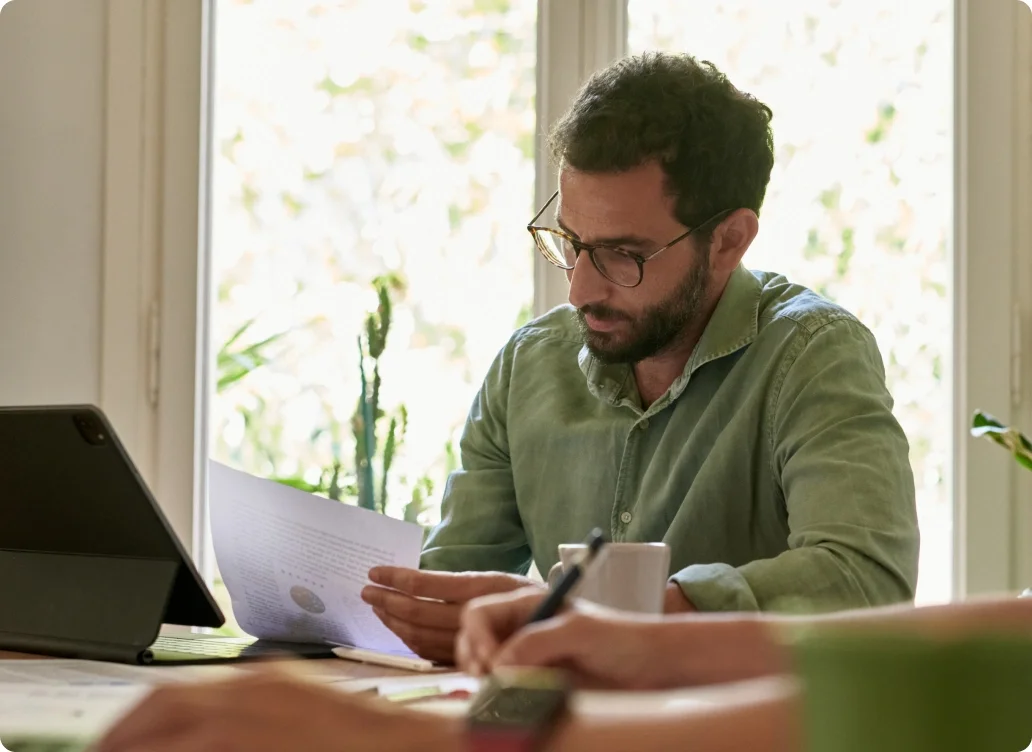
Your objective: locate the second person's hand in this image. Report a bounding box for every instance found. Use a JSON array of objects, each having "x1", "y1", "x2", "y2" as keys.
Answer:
[
  {"x1": 456, "y1": 588, "x2": 678, "y2": 689},
  {"x1": 456, "y1": 588, "x2": 790, "y2": 690}
]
